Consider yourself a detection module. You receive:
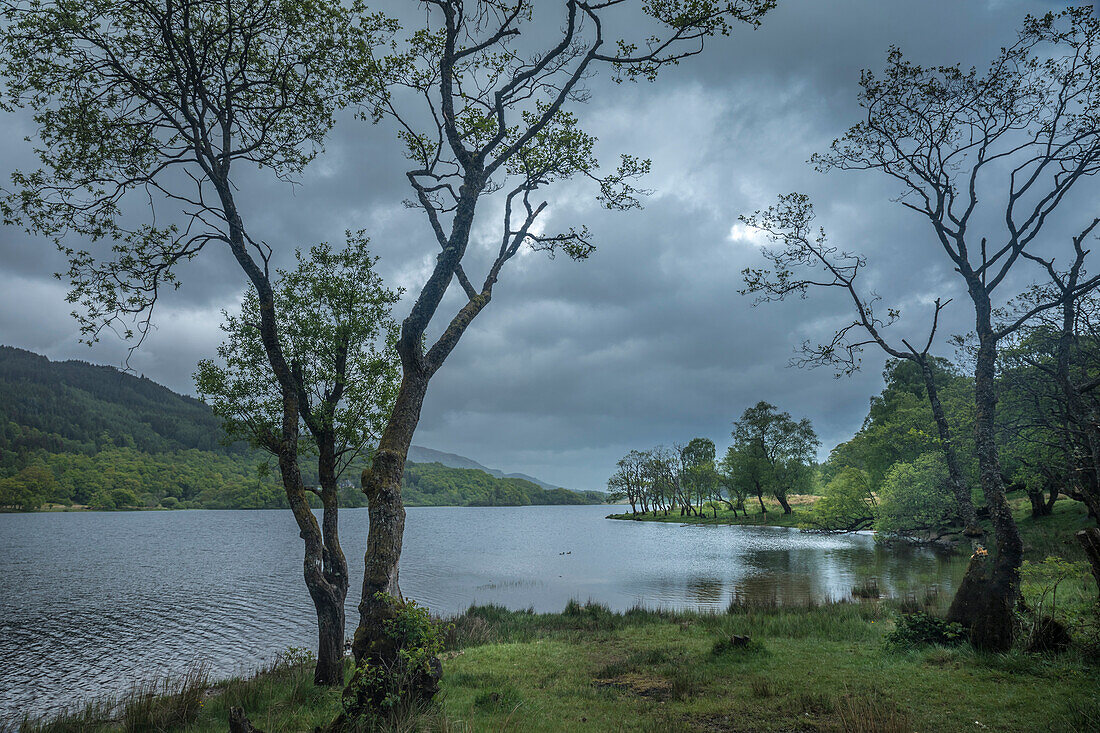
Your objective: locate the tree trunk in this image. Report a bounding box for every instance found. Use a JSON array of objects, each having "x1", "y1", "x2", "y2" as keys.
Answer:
[
  {"x1": 946, "y1": 307, "x2": 1022, "y2": 652},
  {"x1": 757, "y1": 493, "x2": 767, "y2": 514},
  {"x1": 312, "y1": 445, "x2": 349, "y2": 686},
  {"x1": 218, "y1": 182, "x2": 348, "y2": 685},
  {"x1": 1077, "y1": 528, "x2": 1100, "y2": 601},
  {"x1": 350, "y1": 370, "x2": 429, "y2": 666},
  {"x1": 775, "y1": 493, "x2": 792, "y2": 515},
  {"x1": 1028, "y1": 487, "x2": 1053, "y2": 518},
  {"x1": 919, "y1": 356, "x2": 981, "y2": 535}
]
